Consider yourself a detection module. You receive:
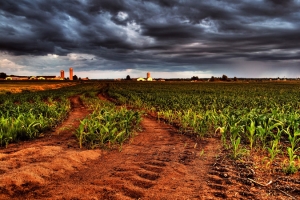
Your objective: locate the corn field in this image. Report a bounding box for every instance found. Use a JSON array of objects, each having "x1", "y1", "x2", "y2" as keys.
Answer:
[
  {"x1": 0, "y1": 82, "x2": 142, "y2": 150},
  {"x1": 0, "y1": 82, "x2": 97, "y2": 146},
  {"x1": 3, "y1": 81, "x2": 300, "y2": 174},
  {"x1": 107, "y1": 81, "x2": 300, "y2": 174},
  {"x1": 75, "y1": 91, "x2": 142, "y2": 149},
  {"x1": 0, "y1": 87, "x2": 74, "y2": 146}
]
